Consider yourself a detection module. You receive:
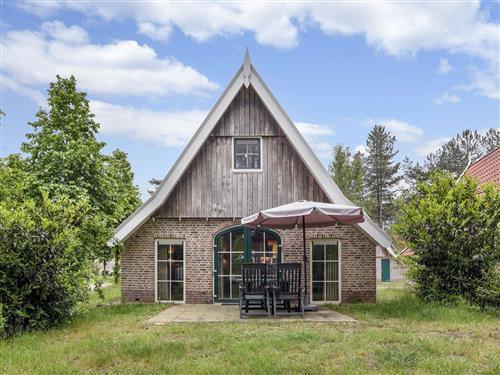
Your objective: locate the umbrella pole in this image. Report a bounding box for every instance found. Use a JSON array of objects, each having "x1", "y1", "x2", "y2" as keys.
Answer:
[{"x1": 302, "y1": 216, "x2": 307, "y2": 304}]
